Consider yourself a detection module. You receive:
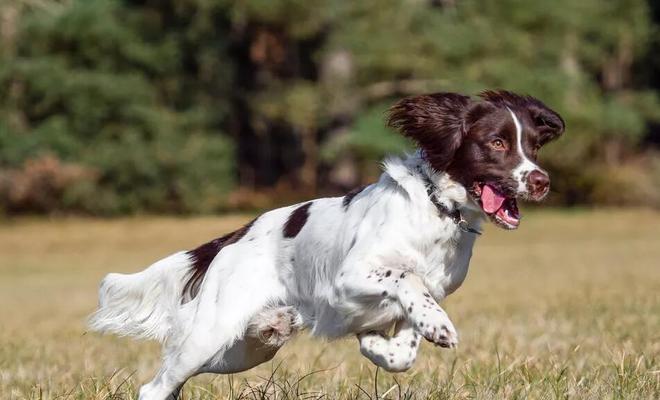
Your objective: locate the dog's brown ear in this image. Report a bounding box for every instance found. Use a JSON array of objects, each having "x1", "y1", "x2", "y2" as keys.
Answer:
[
  {"x1": 527, "y1": 102, "x2": 565, "y2": 145},
  {"x1": 387, "y1": 92, "x2": 471, "y2": 171},
  {"x1": 479, "y1": 89, "x2": 565, "y2": 145}
]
